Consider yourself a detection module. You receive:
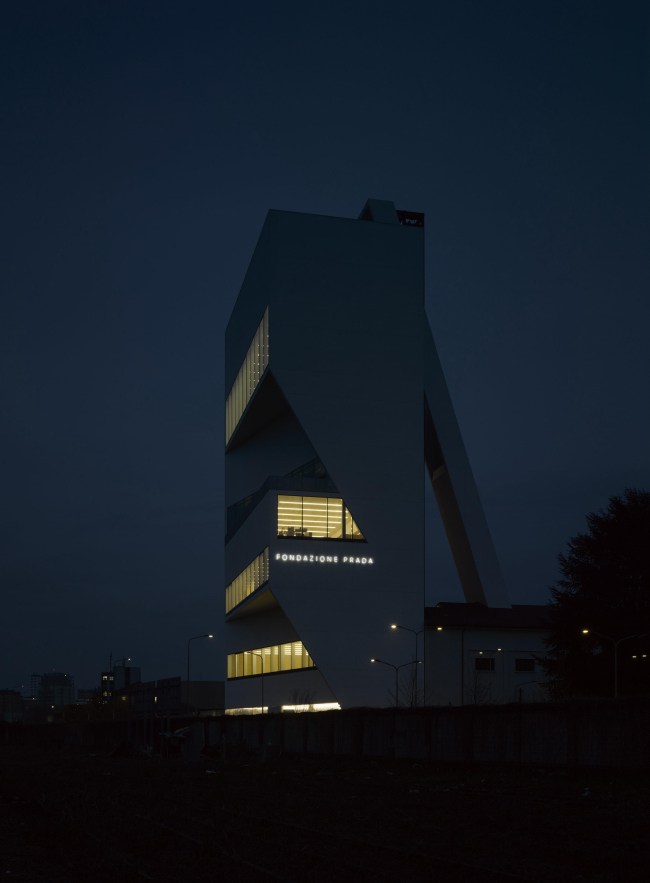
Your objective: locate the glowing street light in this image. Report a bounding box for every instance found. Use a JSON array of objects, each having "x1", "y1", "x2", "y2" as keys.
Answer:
[{"x1": 581, "y1": 629, "x2": 648, "y2": 699}]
